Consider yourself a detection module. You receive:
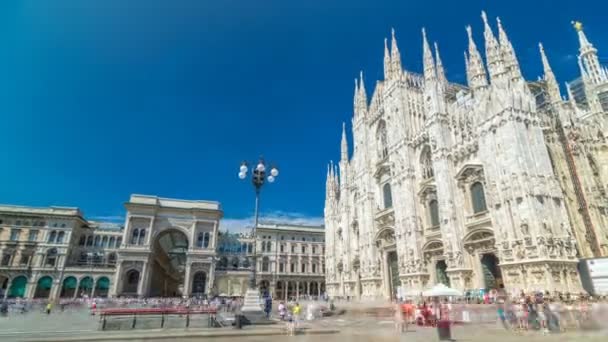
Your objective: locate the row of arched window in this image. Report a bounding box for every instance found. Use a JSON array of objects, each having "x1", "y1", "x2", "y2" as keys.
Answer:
[
  {"x1": 78, "y1": 235, "x2": 122, "y2": 249},
  {"x1": 380, "y1": 180, "x2": 487, "y2": 227},
  {"x1": 78, "y1": 251, "x2": 116, "y2": 265},
  {"x1": 47, "y1": 231, "x2": 66, "y2": 244},
  {"x1": 261, "y1": 241, "x2": 272, "y2": 252},
  {"x1": 426, "y1": 182, "x2": 487, "y2": 228}
]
